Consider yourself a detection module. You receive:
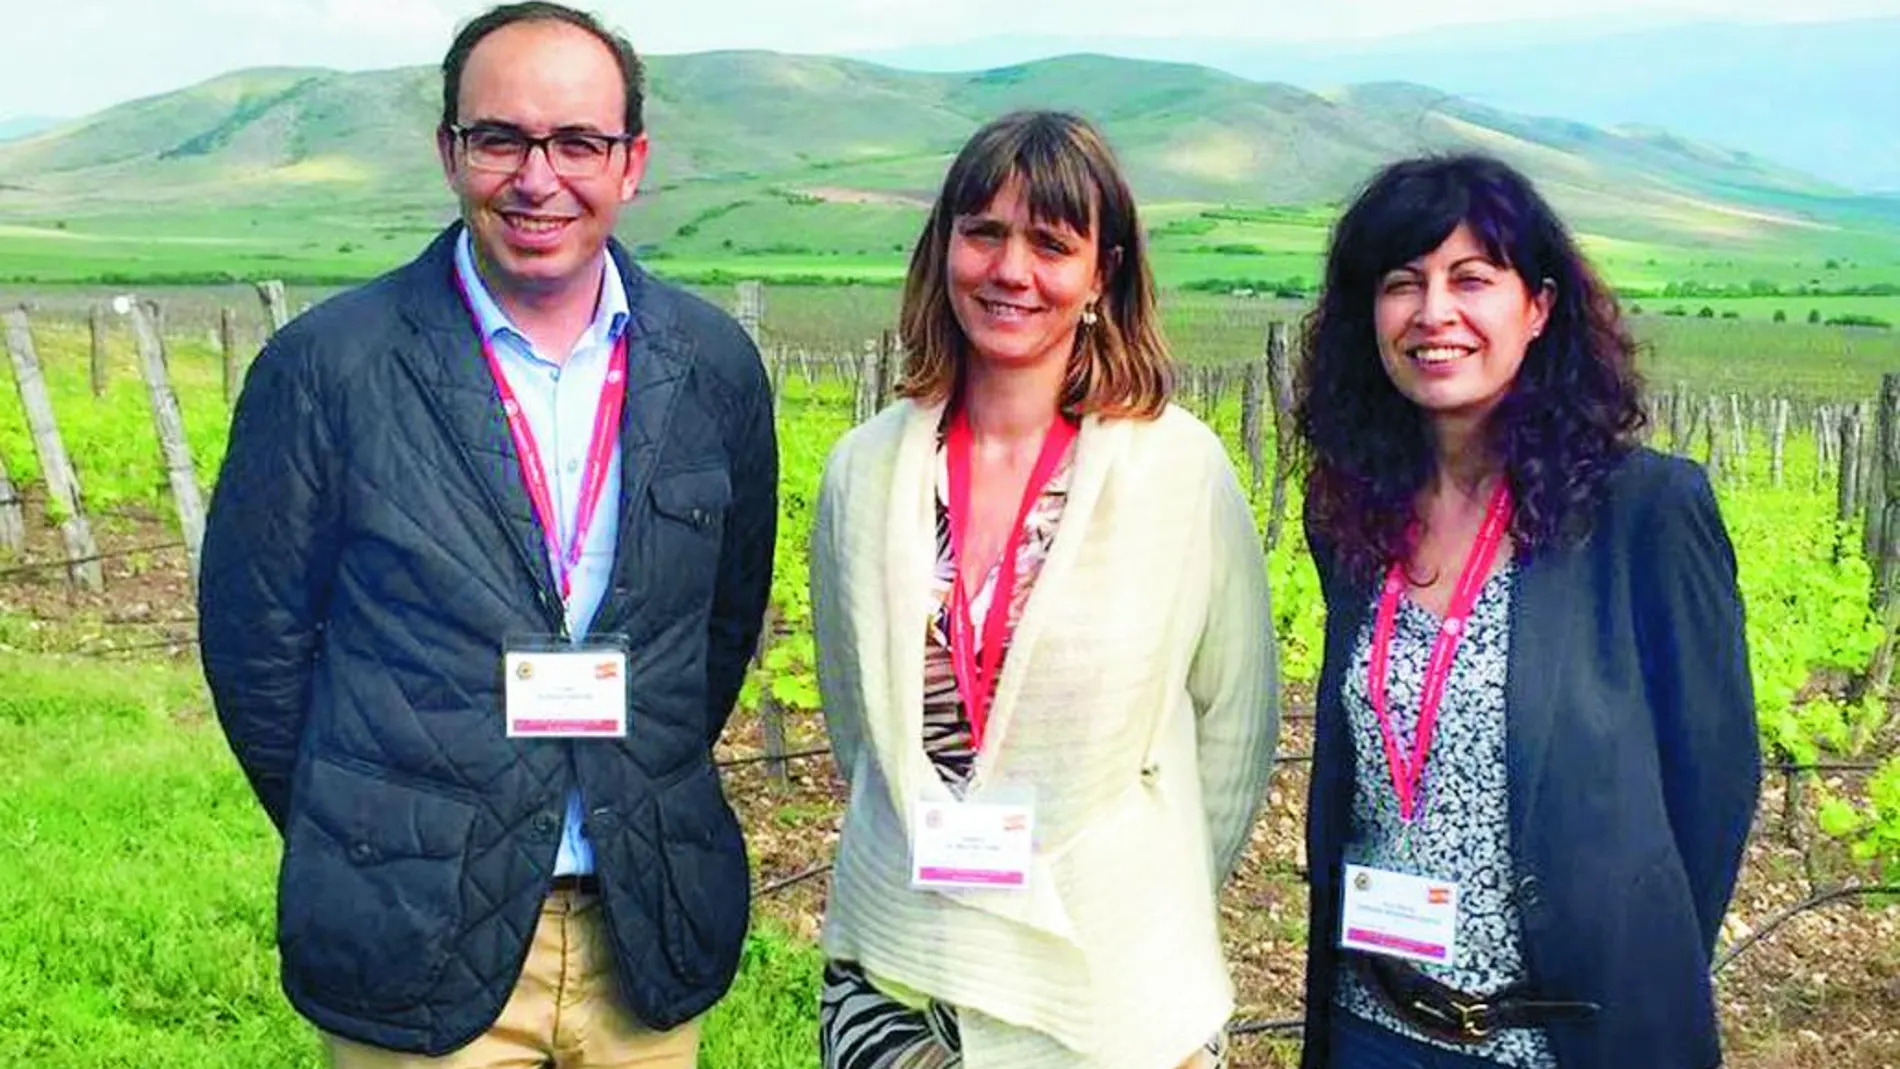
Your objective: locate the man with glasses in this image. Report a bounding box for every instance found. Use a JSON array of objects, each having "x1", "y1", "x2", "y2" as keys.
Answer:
[{"x1": 197, "y1": 3, "x2": 777, "y2": 1066}]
